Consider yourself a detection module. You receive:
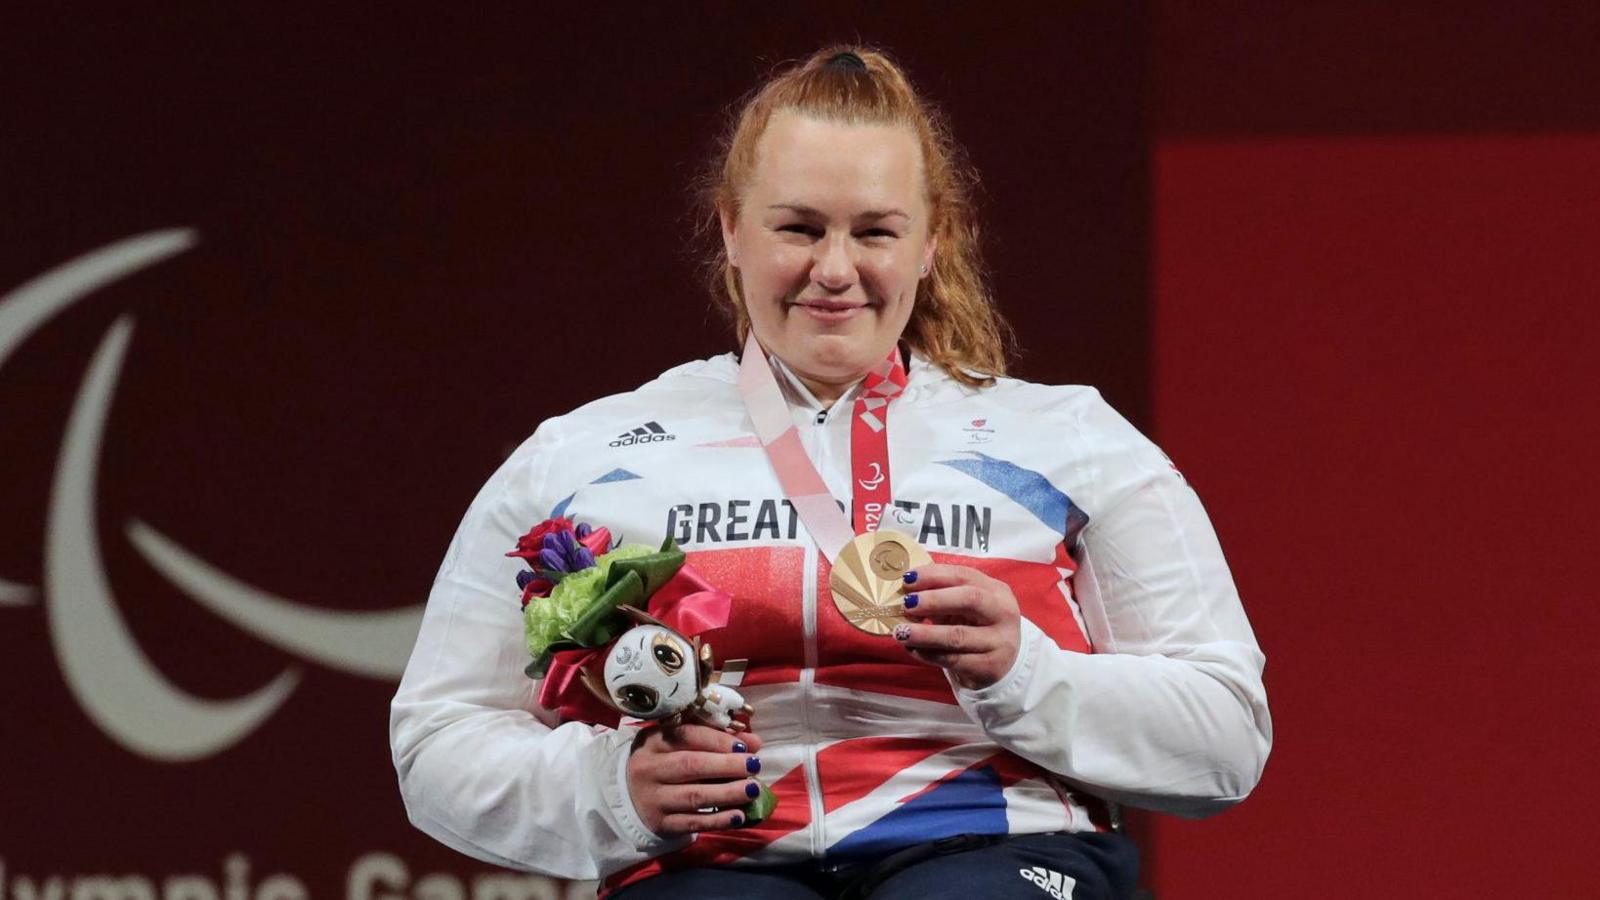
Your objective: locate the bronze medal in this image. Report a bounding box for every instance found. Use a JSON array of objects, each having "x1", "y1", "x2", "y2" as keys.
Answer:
[{"x1": 829, "y1": 530, "x2": 932, "y2": 635}]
